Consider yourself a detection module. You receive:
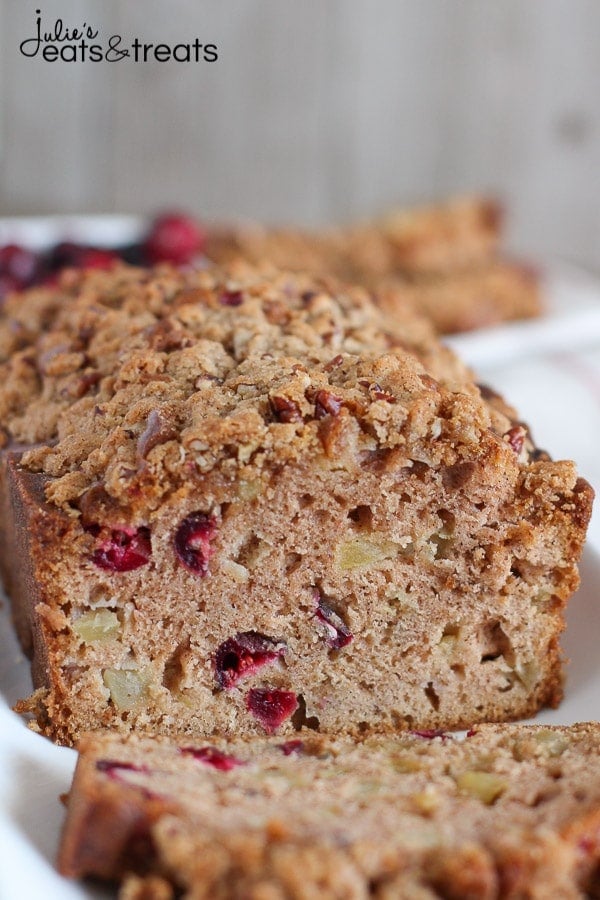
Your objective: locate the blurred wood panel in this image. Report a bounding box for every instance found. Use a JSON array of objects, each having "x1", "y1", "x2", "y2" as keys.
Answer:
[
  {"x1": 0, "y1": 0, "x2": 599, "y2": 266},
  {"x1": 434, "y1": 0, "x2": 600, "y2": 263},
  {"x1": 0, "y1": 0, "x2": 116, "y2": 212},
  {"x1": 112, "y1": 0, "x2": 332, "y2": 223}
]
